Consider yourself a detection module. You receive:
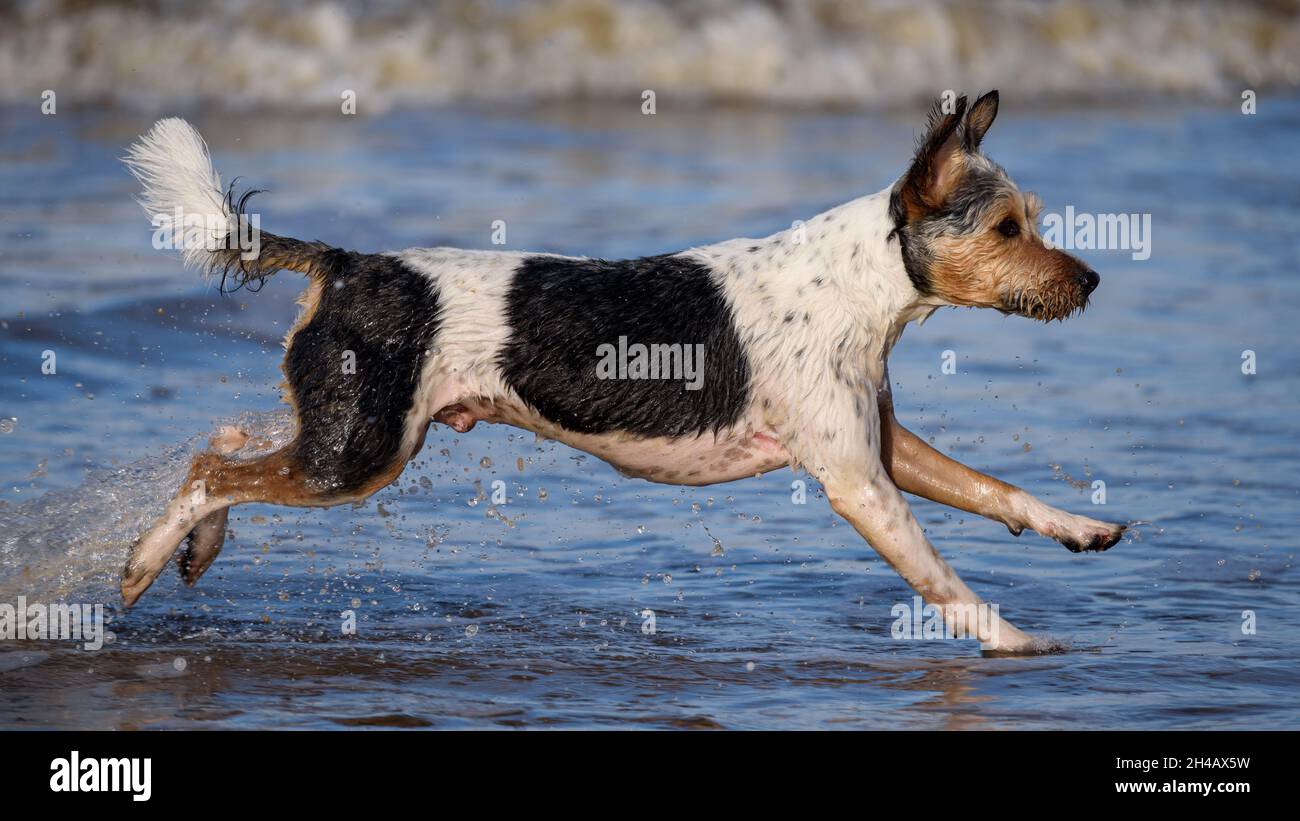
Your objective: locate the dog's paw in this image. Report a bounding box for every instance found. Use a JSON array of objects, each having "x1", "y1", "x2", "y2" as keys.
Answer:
[
  {"x1": 176, "y1": 507, "x2": 229, "y2": 587},
  {"x1": 981, "y1": 634, "x2": 1072, "y2": 657},
  {"x1": 1043, "y1": 512, "x2": 1125, "y2": 553},
  {"x1": 977, "y1": 620, "x2": 1050, "y2": 655},
  {"x1": 209, "y1": 425, "x2": 250, "y2": 455},
  {"x1": 1014, "y1": 493, "x2": 1125, "y2": 552},
  {"x1": 122, "y1": 541, "x2": 166, "y2": 608}
]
